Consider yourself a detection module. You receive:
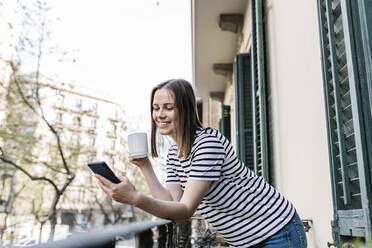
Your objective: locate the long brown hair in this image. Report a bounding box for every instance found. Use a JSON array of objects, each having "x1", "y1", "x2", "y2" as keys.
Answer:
[{"x1": 150, "y1": 79, "x2": 202, "y2": 158}]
